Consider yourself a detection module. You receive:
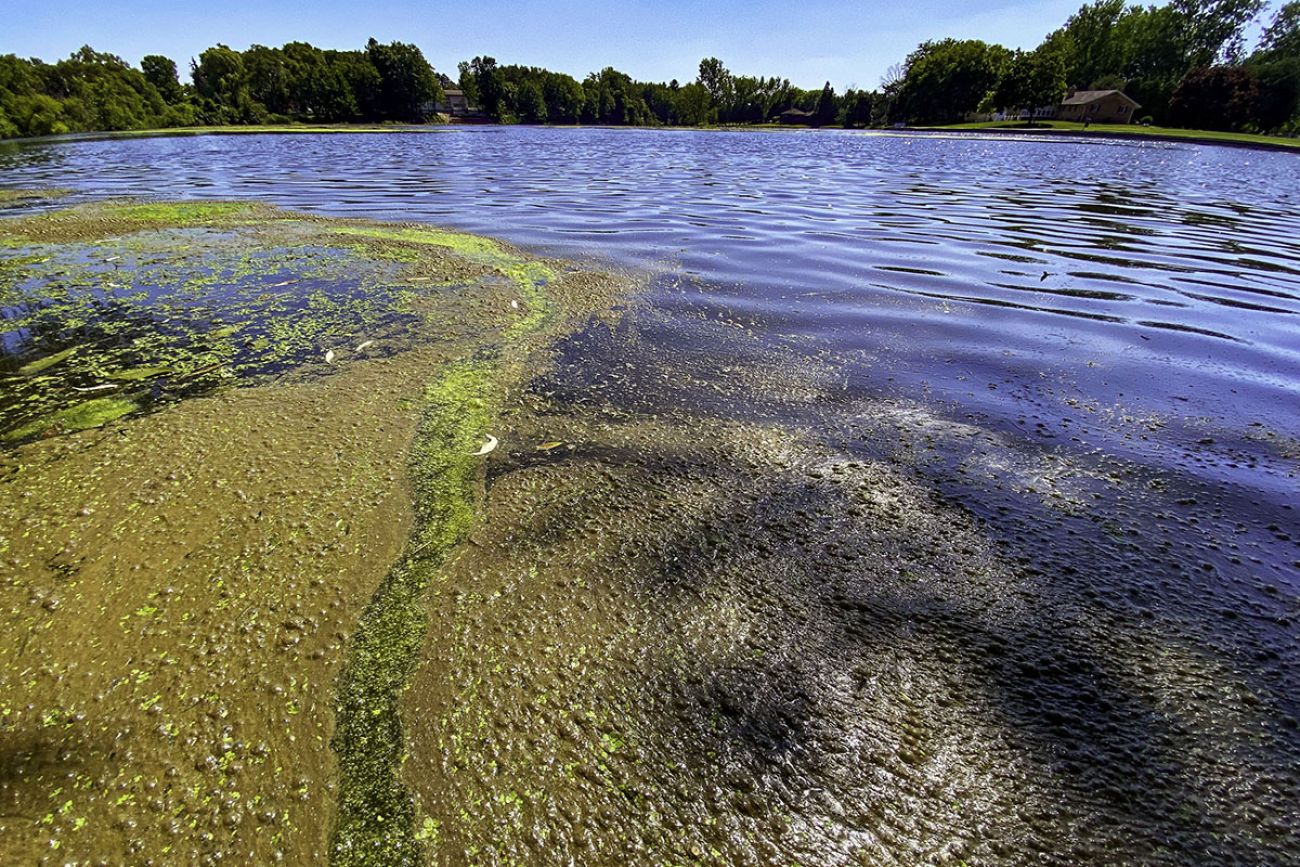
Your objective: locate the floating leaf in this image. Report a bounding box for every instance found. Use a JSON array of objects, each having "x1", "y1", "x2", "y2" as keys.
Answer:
[{"x1": 536, "y1": 441, "x2": 563, "y2": 451}]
